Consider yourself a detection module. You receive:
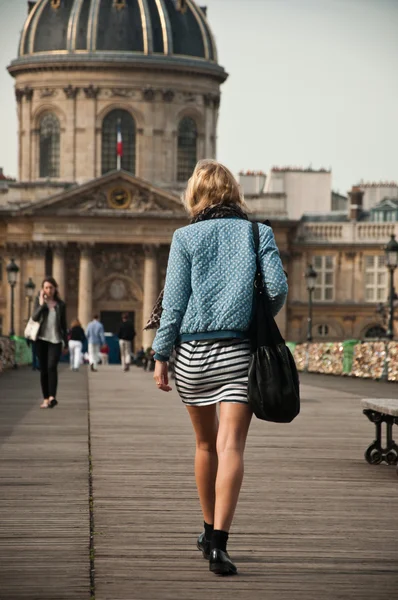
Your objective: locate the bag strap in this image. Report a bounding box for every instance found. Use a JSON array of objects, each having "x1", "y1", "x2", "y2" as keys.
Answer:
[
  {"x1": 251, "y1": 222, "x2": 285, "y2": 346},
  {"x1": 252, "y1": 222, "x2": 264, "y2": 292}
]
